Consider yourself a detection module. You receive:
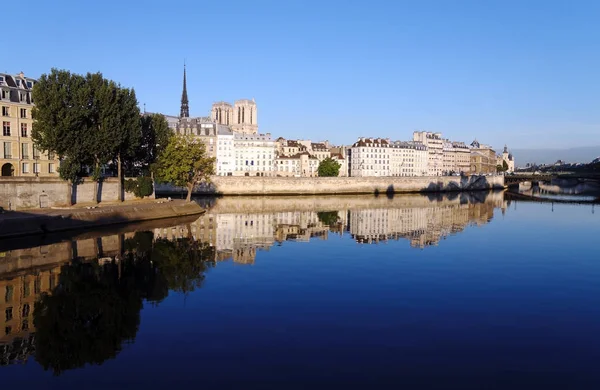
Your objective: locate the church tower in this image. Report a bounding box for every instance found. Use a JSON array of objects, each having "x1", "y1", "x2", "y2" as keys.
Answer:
[
  {"x1": 231, "y1": 99, "x2": 258, "y2": 134},
  {"x1": 180, "y1": 63, "x2": 189, "y2": 118}
]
